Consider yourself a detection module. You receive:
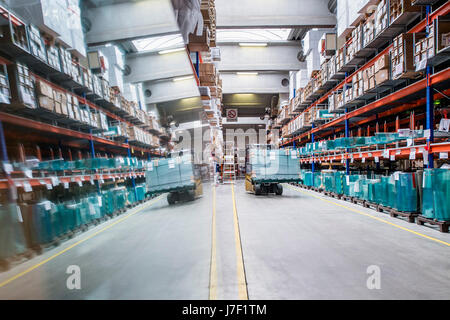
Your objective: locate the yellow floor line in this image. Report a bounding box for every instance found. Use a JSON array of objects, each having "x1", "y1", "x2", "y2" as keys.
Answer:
[
  {"x1": 0, "y1": 196, "x2": 165, "y2": 289},
  {"x1": 286, "y1": 184, "x2": 450, "y2": 247},
  {"x1": 231, "y1": 184, "x2": 249, "y2": 300},
  {"x1": 209, "y1": 186, "x2": 218, "y2": 300}
]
